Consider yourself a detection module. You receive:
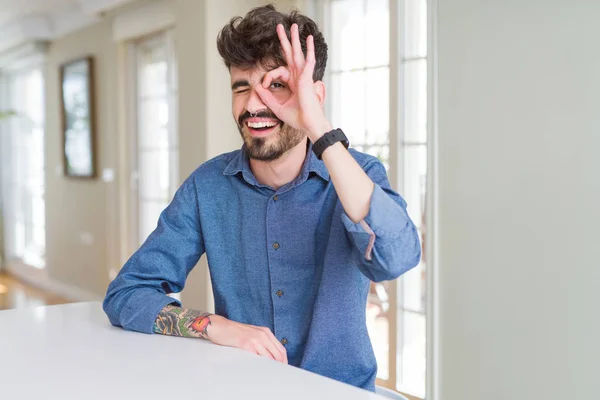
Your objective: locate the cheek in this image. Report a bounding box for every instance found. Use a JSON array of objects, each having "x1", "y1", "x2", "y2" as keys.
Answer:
[{"x1": 232, "y1": 101, "x2": 244, "y2": 123}]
